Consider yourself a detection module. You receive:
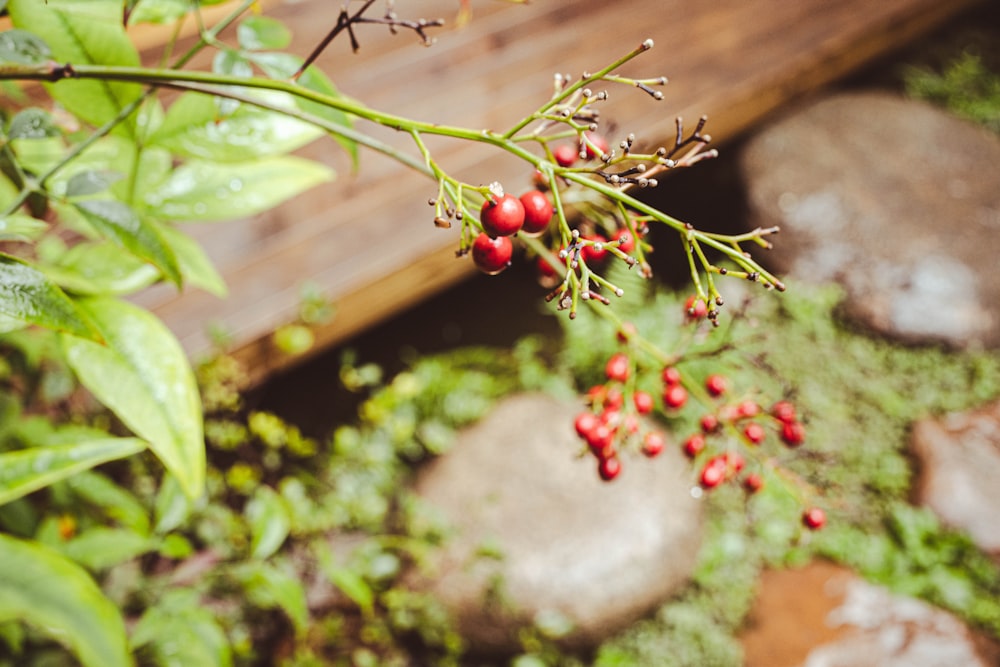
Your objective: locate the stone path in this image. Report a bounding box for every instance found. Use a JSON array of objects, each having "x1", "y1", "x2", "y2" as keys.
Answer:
[{"x1": 408, "y1": 393, "x2": 703, "y2": 654}]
